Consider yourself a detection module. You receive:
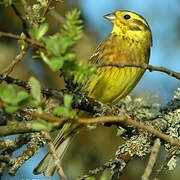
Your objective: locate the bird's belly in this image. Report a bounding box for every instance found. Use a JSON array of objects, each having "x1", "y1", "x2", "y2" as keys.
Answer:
[{"x1": 88, "y1": 66, "x2": 145, "y2": 104}]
